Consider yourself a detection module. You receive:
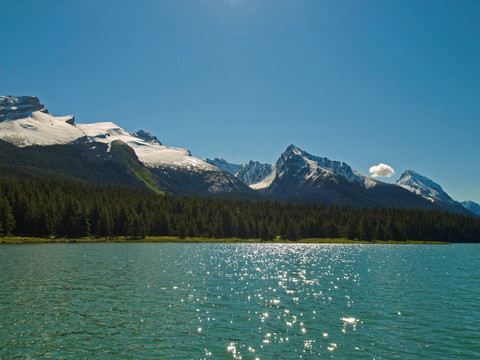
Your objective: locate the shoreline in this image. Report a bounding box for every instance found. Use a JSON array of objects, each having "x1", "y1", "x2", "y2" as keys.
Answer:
[{"x1": 0, "y1": 236, "x2": 450, "y2": 245}]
